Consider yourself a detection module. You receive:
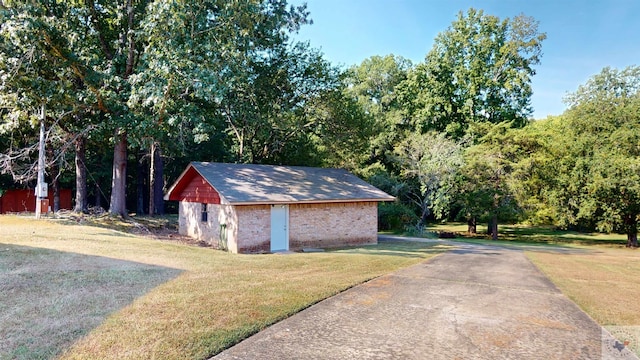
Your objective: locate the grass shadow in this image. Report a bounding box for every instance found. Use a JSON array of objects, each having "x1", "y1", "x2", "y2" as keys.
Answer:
[{"x1": 0, "y1": 243, "x2": 182, "y2": 359}]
